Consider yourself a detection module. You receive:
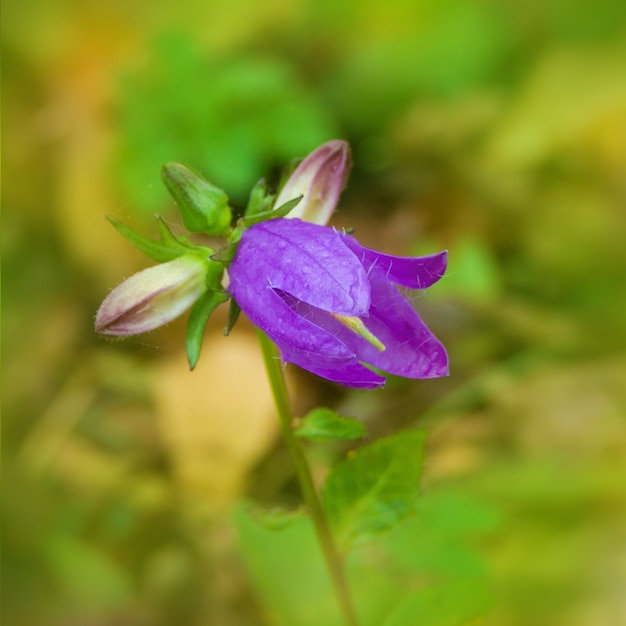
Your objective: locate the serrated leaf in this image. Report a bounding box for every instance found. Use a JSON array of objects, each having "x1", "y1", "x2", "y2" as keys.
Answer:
[
  {"x1": 323, "y1": 429, "x2": 426, "y2": 549},
  {"x1": 185, "y1": 290, "x2": 229, "y2": 370},
  {"x1": 107, "y1": 217, "x2": 187, "y2": 262},
  {"x1": 296, "y1": 408, "x2": 366, "y2": 442},
  {"x1": 382, "y1": 579, "x2": 493, "y2": 626}
]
